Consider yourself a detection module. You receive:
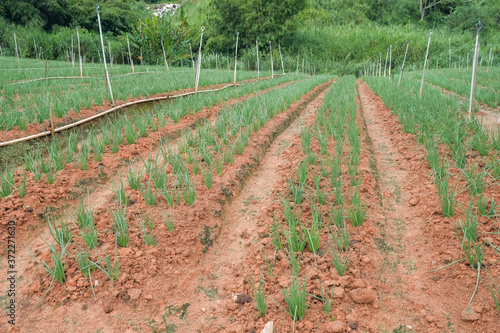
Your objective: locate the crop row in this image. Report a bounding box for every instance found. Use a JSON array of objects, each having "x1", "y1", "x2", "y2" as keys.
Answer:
[
  {"x1": 365, "y1": 76, "x2": 500, "y2": 312},
  {"x1": 0, "y1": 64, "x2": 272, "y2": 131},
  {"x1": 408, "y1": 69, "x2": 499, "y2": 108},
  {"x1": 23, "y1": 76, "x2": 331, "y2": 301},
  {"x1": 244, "y1": 75, "x2": 369, "y2": 324},
  {"x1": 0, "y1": 74, "x2": 304, "y2": 194}
]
